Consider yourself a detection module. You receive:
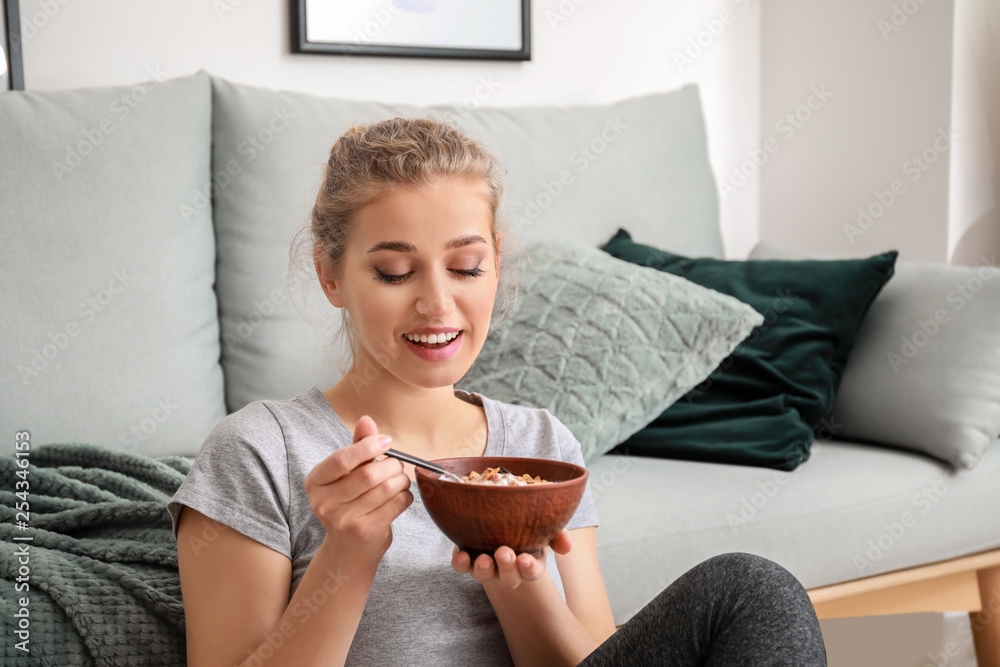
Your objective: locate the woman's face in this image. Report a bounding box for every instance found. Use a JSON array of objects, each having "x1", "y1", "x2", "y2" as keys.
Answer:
[{"x1": 322, "y1": 175, "x2": 501, "y2": 389}]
